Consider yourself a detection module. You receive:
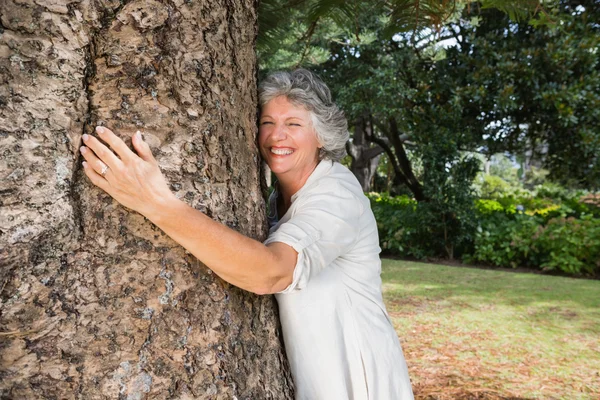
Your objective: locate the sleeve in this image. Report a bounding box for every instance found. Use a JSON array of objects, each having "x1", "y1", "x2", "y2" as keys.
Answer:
[{"x1": 264, "y1": 184, "x2": 363, "y2": 293}]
